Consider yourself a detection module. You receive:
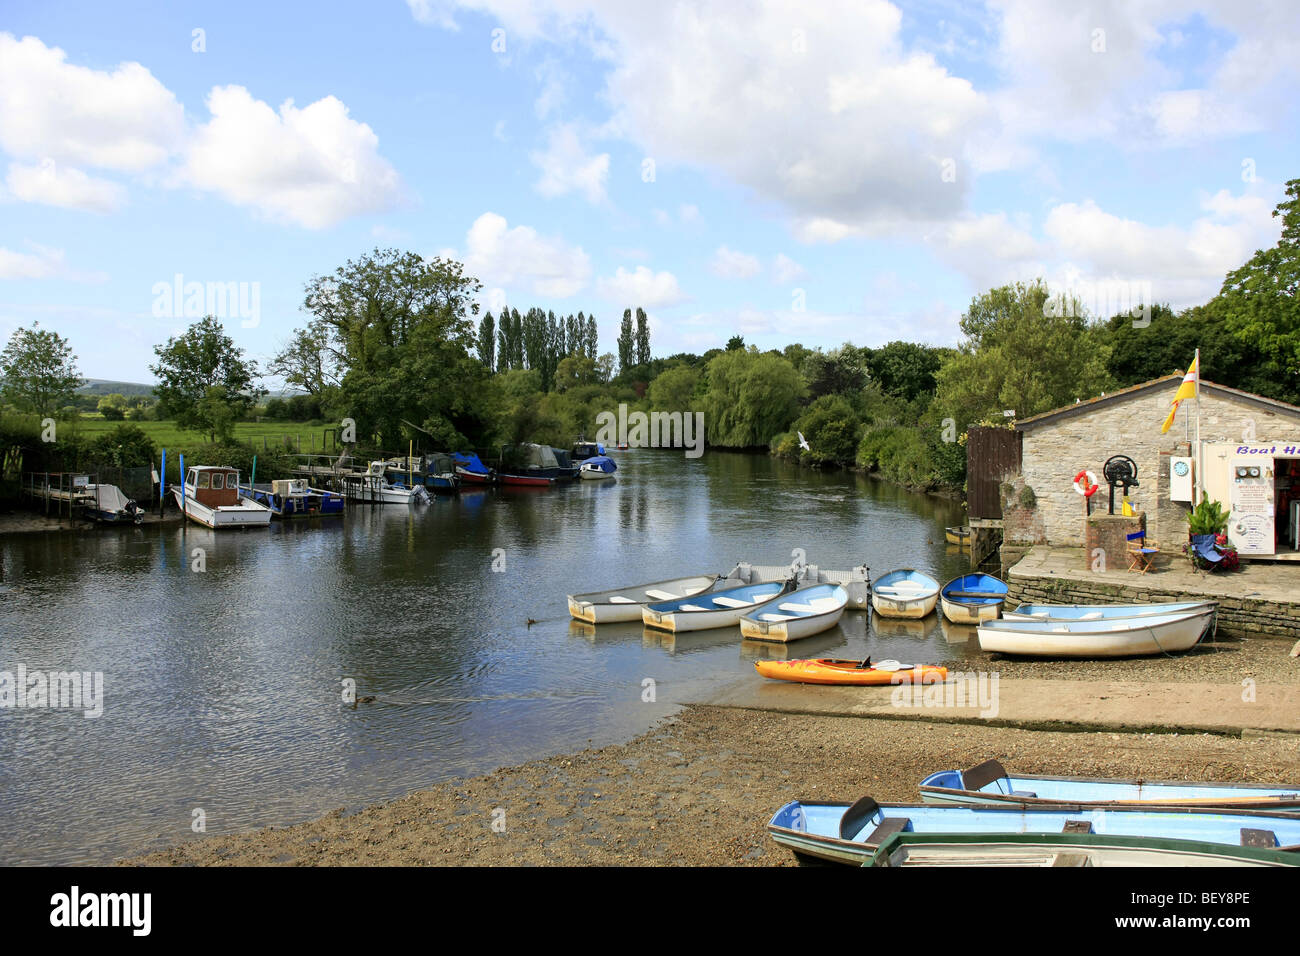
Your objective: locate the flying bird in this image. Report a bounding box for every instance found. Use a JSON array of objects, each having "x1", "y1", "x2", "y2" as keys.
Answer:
[{"x1": 798, "y1": 431, "x2": 810, "y2": 451}]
